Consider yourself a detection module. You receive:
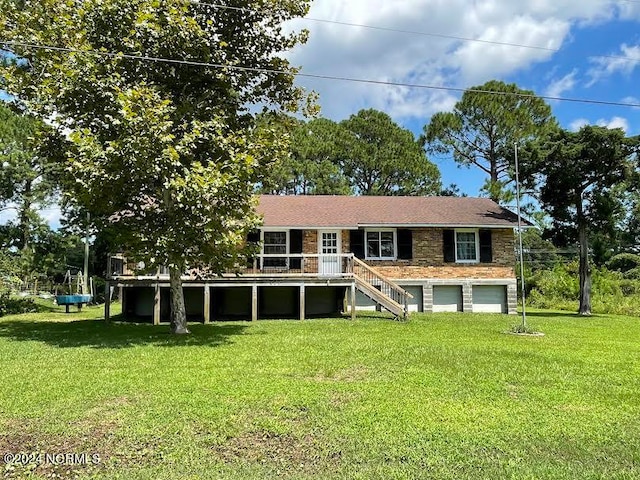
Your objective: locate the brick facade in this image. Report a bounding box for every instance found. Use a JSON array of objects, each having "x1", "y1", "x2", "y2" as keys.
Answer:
[
  {"x1": 370, "y1": 228, "x2": 515, "y2": 279},
  {"x1": 301, "y1": 227, "x2": 515, "y2": 279},
  {"x1": 303, "y1": 230, "x2": 318, "y2": 254}
]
